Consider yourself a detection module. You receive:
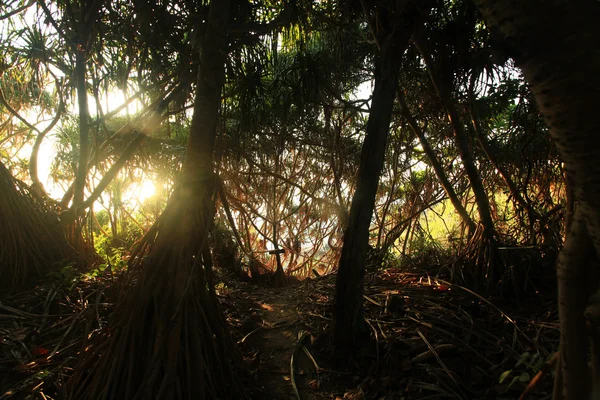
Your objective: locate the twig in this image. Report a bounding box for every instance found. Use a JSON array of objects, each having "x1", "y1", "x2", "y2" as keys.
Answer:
[
  {"x1": 411, "y1": 343, "x2": 458, "y2": 364},
  {"x1": 291, "y1": 330, "x2": 309, "y2": 400},
  {"x1": 238, "y1": 327, "x2": 262, "y2": 344},
  {"x1": 302, "y1": 345, "x2": 320, "y2": 371},
  {"x1": 0, "y1": 0, "x2": 34, "y2": 20},
  {"x1": 519, "y1": 351, "x2": 559, "y2": 400},
  {"x1": 363, "y1": 295, "x2": 383, "y2": 307},
  {"x1": 437, "y1": 278, "x2": 533, "y2": 345},
  {"x1": 366, "y1": 318, "x2": 380, "y2": 372},
  {"x1": 416, "y1": 329, "x2": 458, "y2": 387}
]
